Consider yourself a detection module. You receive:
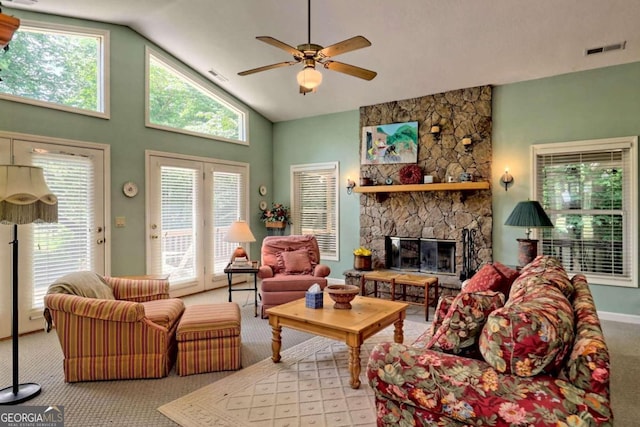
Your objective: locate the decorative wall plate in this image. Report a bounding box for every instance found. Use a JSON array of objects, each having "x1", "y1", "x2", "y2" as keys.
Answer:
[
  {"x1": 259, "y1": 200, "x2": 268, "y2": 210},
  {"x1": 123, "y1": 181, "x2": 138, "y2": 198},
  {"x1": 259, "y1": 185, "x2": 268, "y2": 196}
]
